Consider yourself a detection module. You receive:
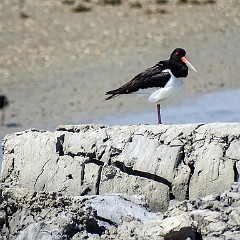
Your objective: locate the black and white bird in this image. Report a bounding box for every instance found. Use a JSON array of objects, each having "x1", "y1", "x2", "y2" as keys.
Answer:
[
  {"x1": 105, "y1": 48, "x2": 197, "y2": 124},
  {"x1": 0, "y1": 95, "x2": 9, "y2": 126}
]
